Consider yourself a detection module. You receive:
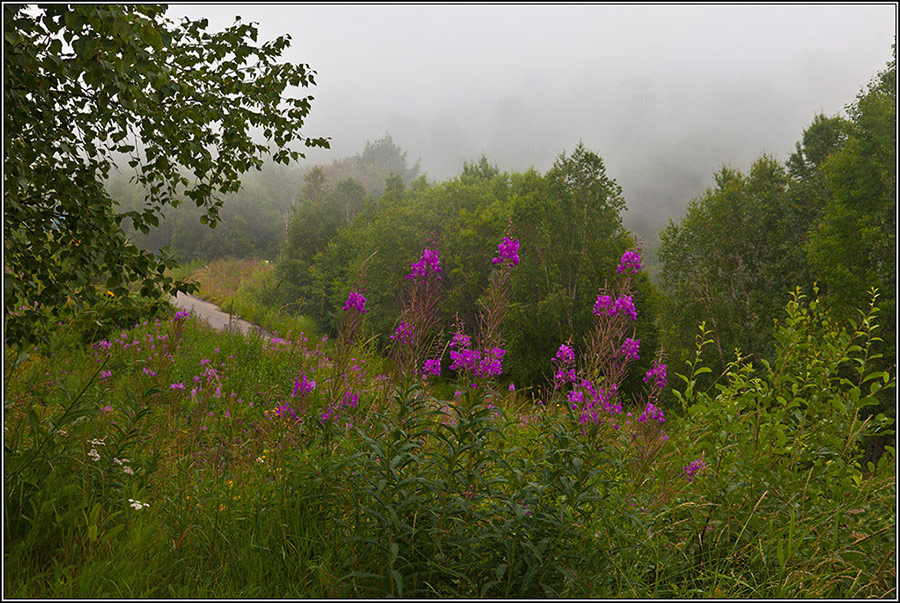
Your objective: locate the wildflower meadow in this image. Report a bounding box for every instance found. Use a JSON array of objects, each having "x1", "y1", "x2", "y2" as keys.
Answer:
[{"x1": 4, "y1": 237, "x2": 895, "y2": 598}]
